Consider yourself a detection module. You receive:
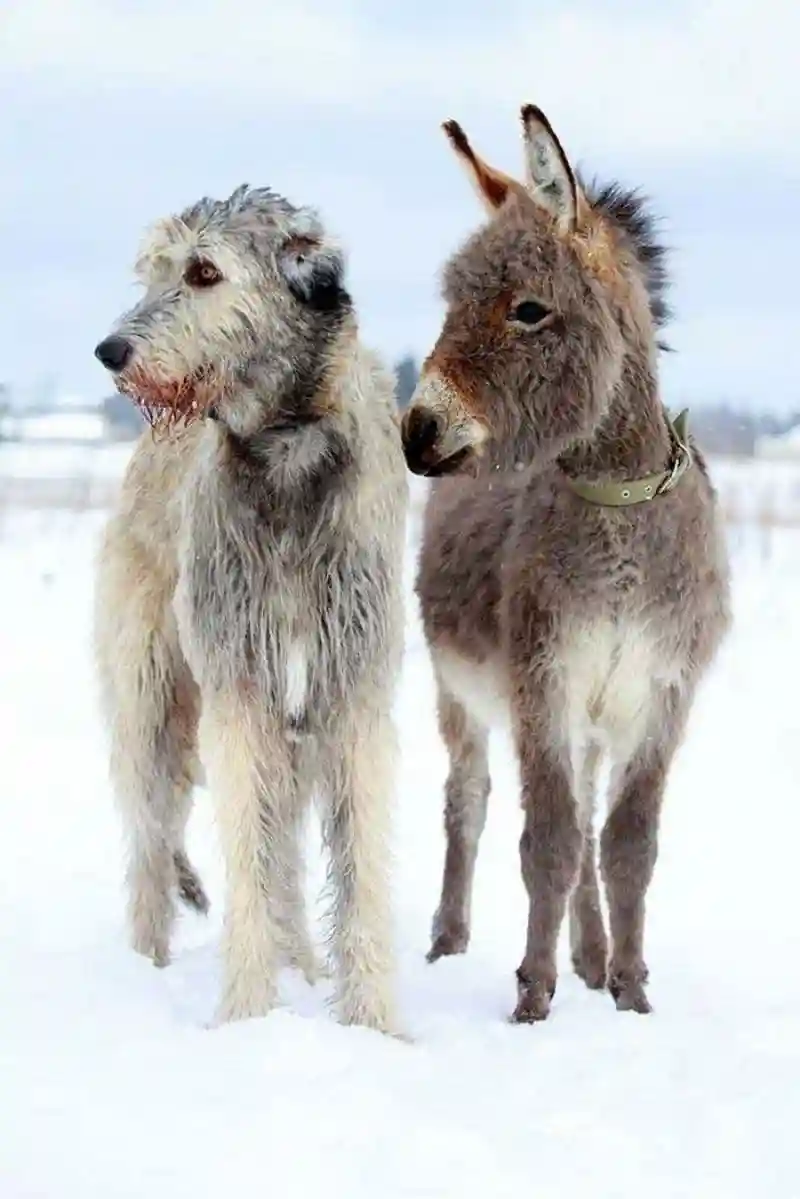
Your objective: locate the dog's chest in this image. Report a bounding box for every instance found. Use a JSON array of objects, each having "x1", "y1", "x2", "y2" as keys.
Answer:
[
  {"x1": 256, "y1": 558, "x2": 321, "y2": 728},
  {"x1": 176, "y1": 511, "x2": 389, "y2": 733},
  {"x1": 182, "y1": 530, "x2": 312, "y2": 652}
]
